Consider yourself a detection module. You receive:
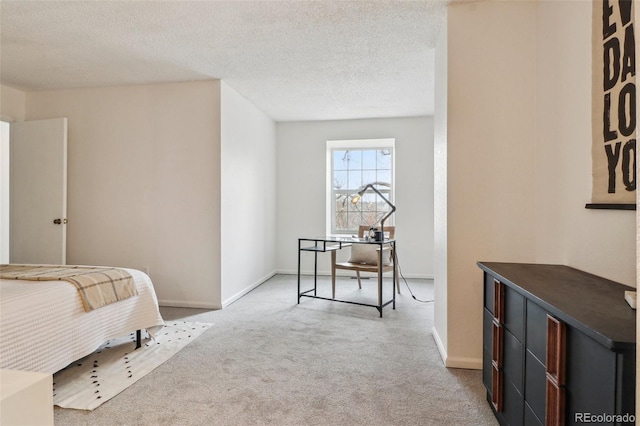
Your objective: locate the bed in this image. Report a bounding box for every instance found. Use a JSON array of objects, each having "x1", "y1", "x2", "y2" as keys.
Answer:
[{"x1": 0, "y1": 266, "x2": 164, "y2": 374}]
